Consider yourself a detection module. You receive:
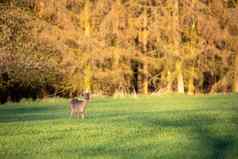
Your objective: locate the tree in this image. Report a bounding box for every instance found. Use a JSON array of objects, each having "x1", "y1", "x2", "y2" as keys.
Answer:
[{"x1": 1, "y1": 0, "x2": 238, "y2": 101}]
